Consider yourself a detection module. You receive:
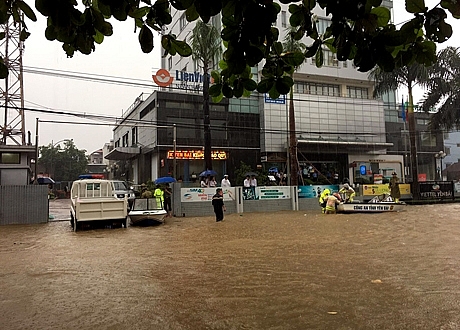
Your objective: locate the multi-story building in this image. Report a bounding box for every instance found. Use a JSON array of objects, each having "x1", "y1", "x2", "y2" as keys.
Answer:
[
  {"x1": 106, "y1": 91, "x2": 260, "y2": 184},
  {"x1": 164, "y1": 2, "x2": 405, "y2": 185}
]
